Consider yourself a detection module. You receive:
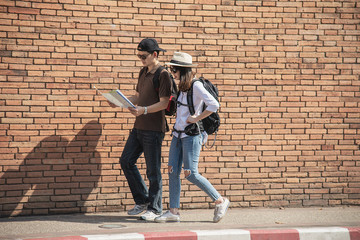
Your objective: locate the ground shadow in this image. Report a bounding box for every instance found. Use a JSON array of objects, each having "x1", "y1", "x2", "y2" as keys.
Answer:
[{"x1": 0, "y1": 213, "x2": 141, "y2": 224}]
